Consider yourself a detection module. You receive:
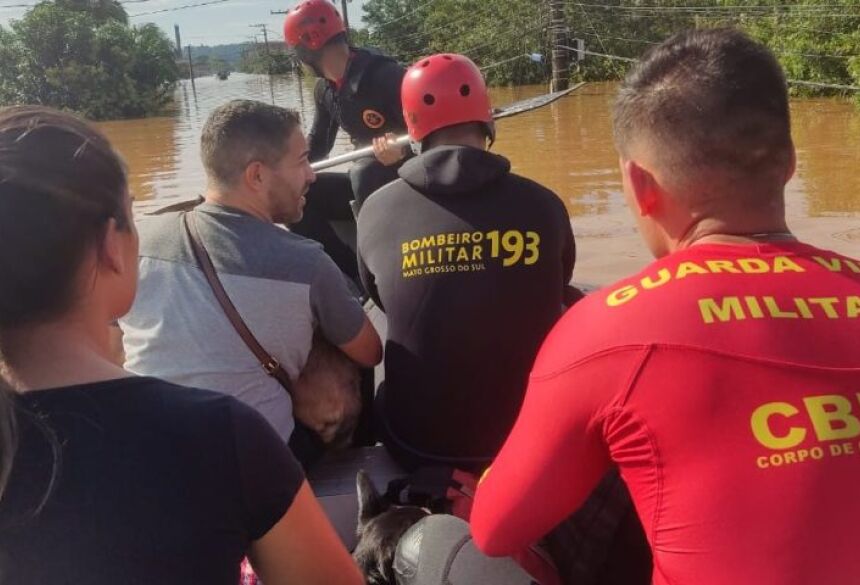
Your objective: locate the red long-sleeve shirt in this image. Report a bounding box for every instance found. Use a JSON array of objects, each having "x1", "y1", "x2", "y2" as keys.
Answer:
[{"x1": 471, "y1": 241, "x2": 860, "y2": 585}]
